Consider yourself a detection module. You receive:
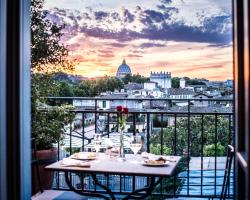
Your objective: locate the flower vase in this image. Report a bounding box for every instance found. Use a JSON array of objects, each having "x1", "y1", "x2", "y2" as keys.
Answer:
[{"x1": 119, "y1": 130, "x2": 125, "y2": 160}]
